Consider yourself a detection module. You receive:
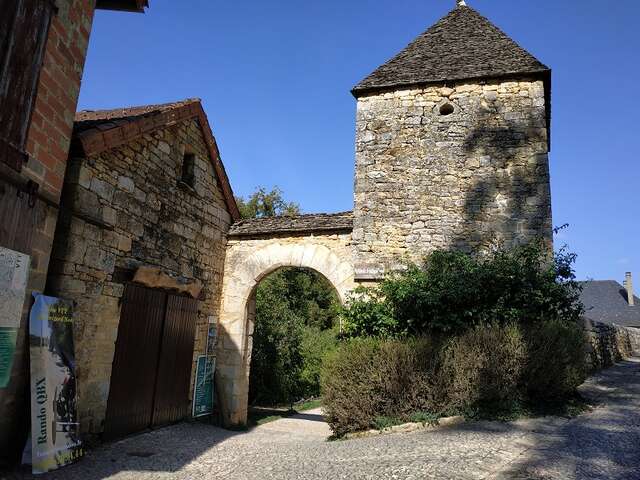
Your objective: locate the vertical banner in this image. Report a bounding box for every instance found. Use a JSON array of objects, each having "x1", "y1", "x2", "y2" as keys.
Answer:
[
  {"x1": 28, "y1": 294, "x2": 82, "y2": 474},
  {"x1": 0, "y1": 247, "x2": 30, "y2": 388}
]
